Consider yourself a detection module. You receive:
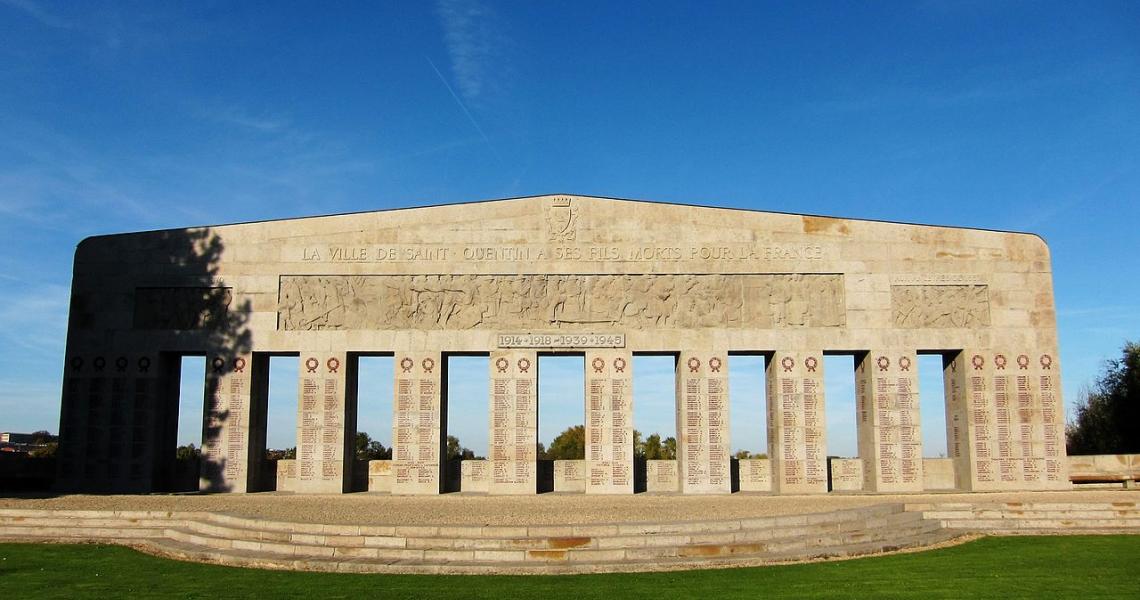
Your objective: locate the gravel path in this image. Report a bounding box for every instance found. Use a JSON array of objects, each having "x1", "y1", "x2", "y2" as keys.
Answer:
[{"x1": 1, "y1": 489, "x2": 1135, "y2": 526}]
